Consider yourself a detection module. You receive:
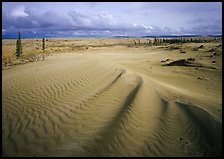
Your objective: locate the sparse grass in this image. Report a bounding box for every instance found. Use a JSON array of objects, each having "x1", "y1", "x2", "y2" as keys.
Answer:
[{"x1": 2, "y1": 37, "x2": 222, "y2": 69}]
